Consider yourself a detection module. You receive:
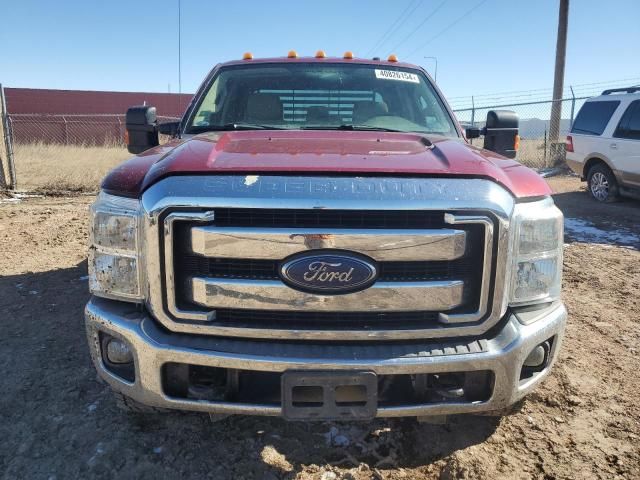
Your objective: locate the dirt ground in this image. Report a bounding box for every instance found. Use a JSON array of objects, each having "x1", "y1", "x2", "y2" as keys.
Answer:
[{"x1": 1, "y1": 175, "x2": 639, "y2": 480}]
